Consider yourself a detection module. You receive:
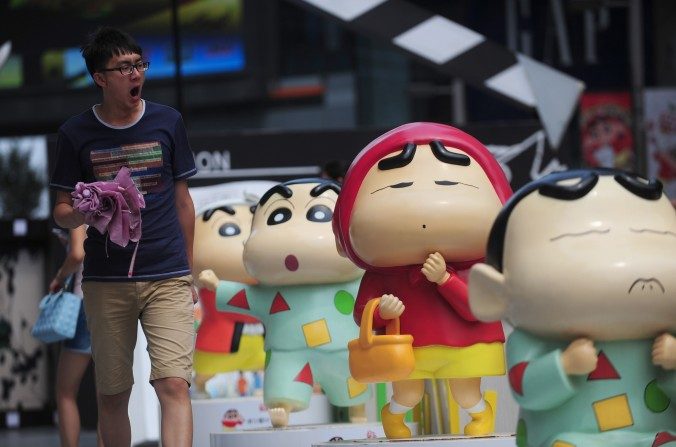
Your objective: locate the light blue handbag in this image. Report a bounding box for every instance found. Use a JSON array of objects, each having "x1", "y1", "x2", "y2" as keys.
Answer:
[{"x1": 31, "y1": 277, "x2": 82, "y2": 343}]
